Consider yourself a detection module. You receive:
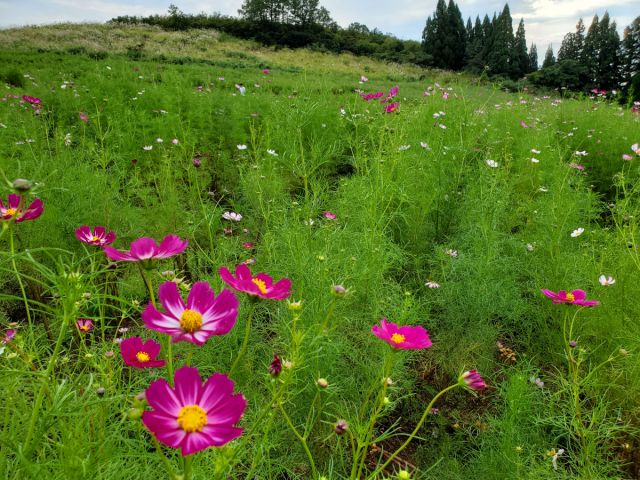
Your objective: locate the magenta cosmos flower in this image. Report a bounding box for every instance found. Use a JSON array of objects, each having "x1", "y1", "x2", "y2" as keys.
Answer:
[
  {"x1": 75, "y1": 226, "x2": 116, "y2": 247},
  {"x1": 142, "y1": 281, "x2": 239, "y2": 345},
  {"x1": 120, "y1": 336, "x2": 165, "y2": 368},
  {"x1": 384, "y1": 102, "x2": 399, "y2": 113},
  {"x1": 22, "y1": 95, "x2": 42, "y2": 105},
  {"x1": 541, "y1": 289, "x2": 599, "y2": 307},
  {"x1": 142, "y1": 365, "x2": 246, "y2": 456},
  {"x1": 219, "y1": 264, "x2": 291, "y2": 300},
  {"x1": 76, "y1": 318, "x2": 94, "y2": 333},
  {"x1": 371, "y1": 318, "x2": 432, "y2": 350},
  {"x1": 460, "y1": 370, "x2": 486, "y2": 391},
  {"x1": 103, "y1": 235, "x2": 188, "y2": 262},
  {"x1": 0, "y1": 194, "x2": 43, "y2": 223}
]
